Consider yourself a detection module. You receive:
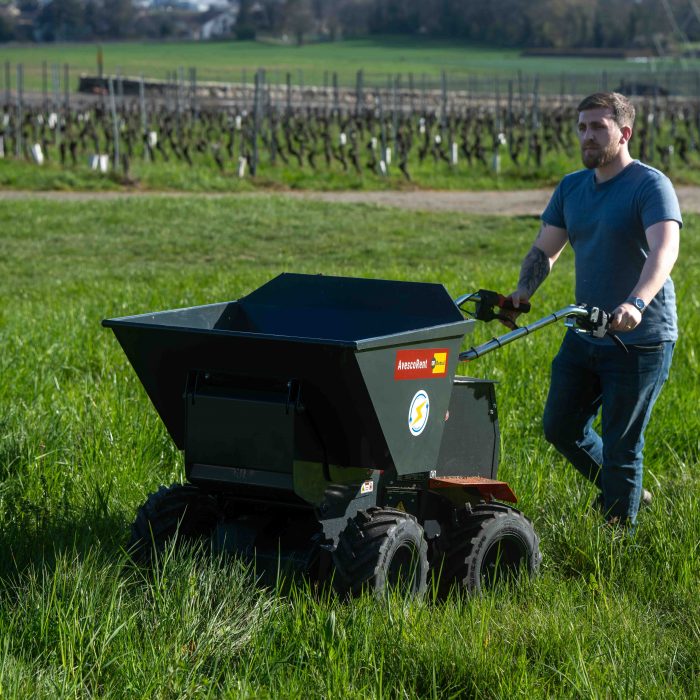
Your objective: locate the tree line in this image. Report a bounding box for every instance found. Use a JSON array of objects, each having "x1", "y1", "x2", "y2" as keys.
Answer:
[{"x1": 1, "y1": 0, "x2": 699, "y2": 48}]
